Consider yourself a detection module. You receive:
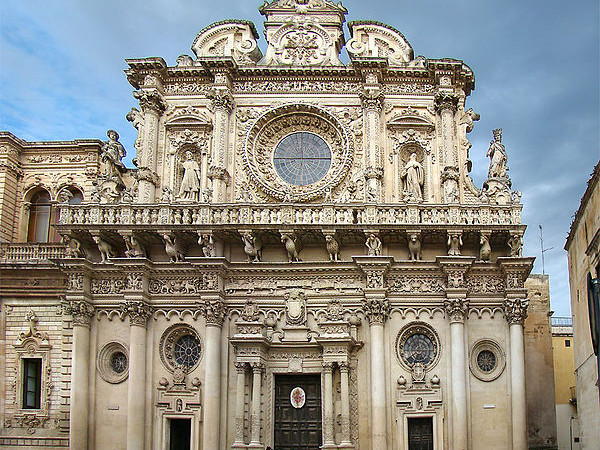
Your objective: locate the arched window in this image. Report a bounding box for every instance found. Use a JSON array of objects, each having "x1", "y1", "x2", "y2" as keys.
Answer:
[{"x1": 27, "y1": 190, "x2": 51, "y2": 243}]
